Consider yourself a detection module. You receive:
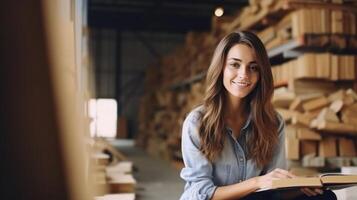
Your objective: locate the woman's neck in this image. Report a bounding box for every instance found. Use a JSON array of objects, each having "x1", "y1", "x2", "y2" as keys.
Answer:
[
  {"x1": 225, "y1": 96, "x2": 247, "y2": 120},
  {"x1": 224, "y1": 96, "x2": 249, "y2": 139}
]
